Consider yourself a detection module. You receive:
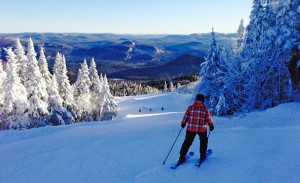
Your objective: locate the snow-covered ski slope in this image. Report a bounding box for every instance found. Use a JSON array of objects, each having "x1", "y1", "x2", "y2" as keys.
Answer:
[{"x1": 0, "y1": 92, "x2": 299, "y2": 183}]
